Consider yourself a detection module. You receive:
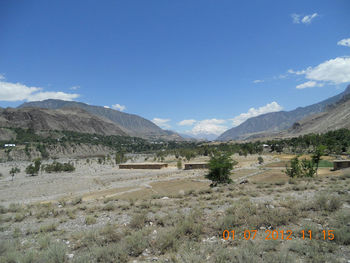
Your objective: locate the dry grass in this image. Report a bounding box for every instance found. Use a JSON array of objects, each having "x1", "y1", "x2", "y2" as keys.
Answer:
[{"x1": 1, "y1": 158, "x2": 349, "y2": 263}]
